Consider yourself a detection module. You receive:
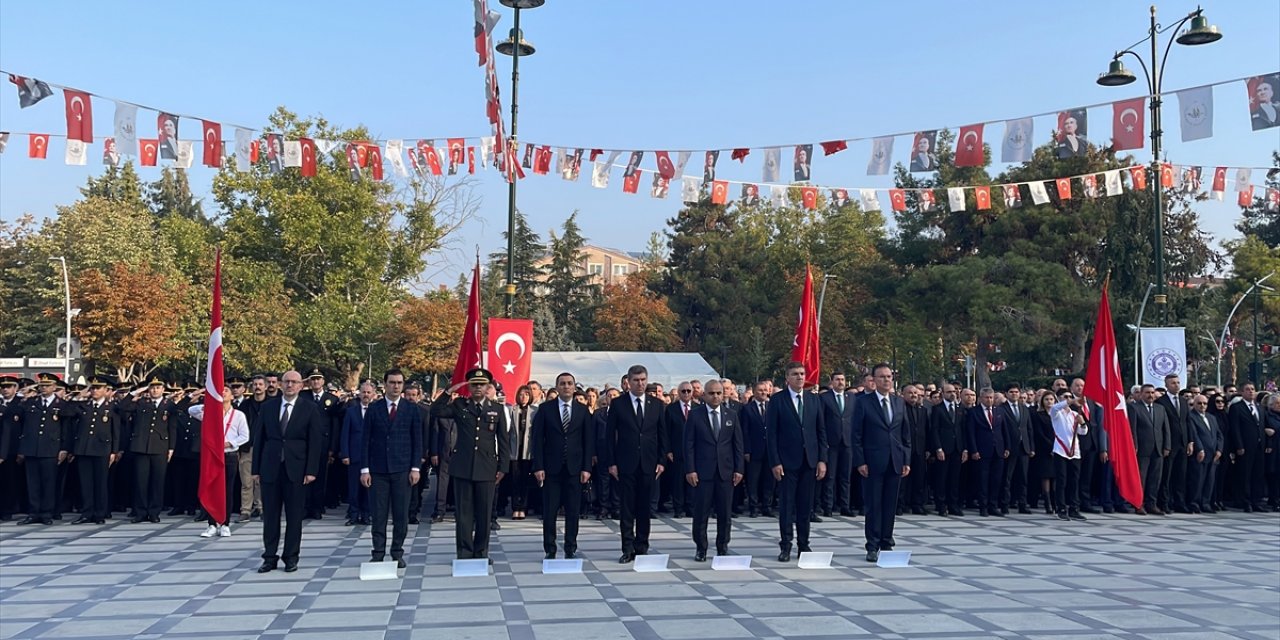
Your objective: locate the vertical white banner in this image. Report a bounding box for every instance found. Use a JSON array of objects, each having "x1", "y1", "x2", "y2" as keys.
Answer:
[{"x1": 1140, "y1": 327, "x2": 1186, "y2": 387}]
